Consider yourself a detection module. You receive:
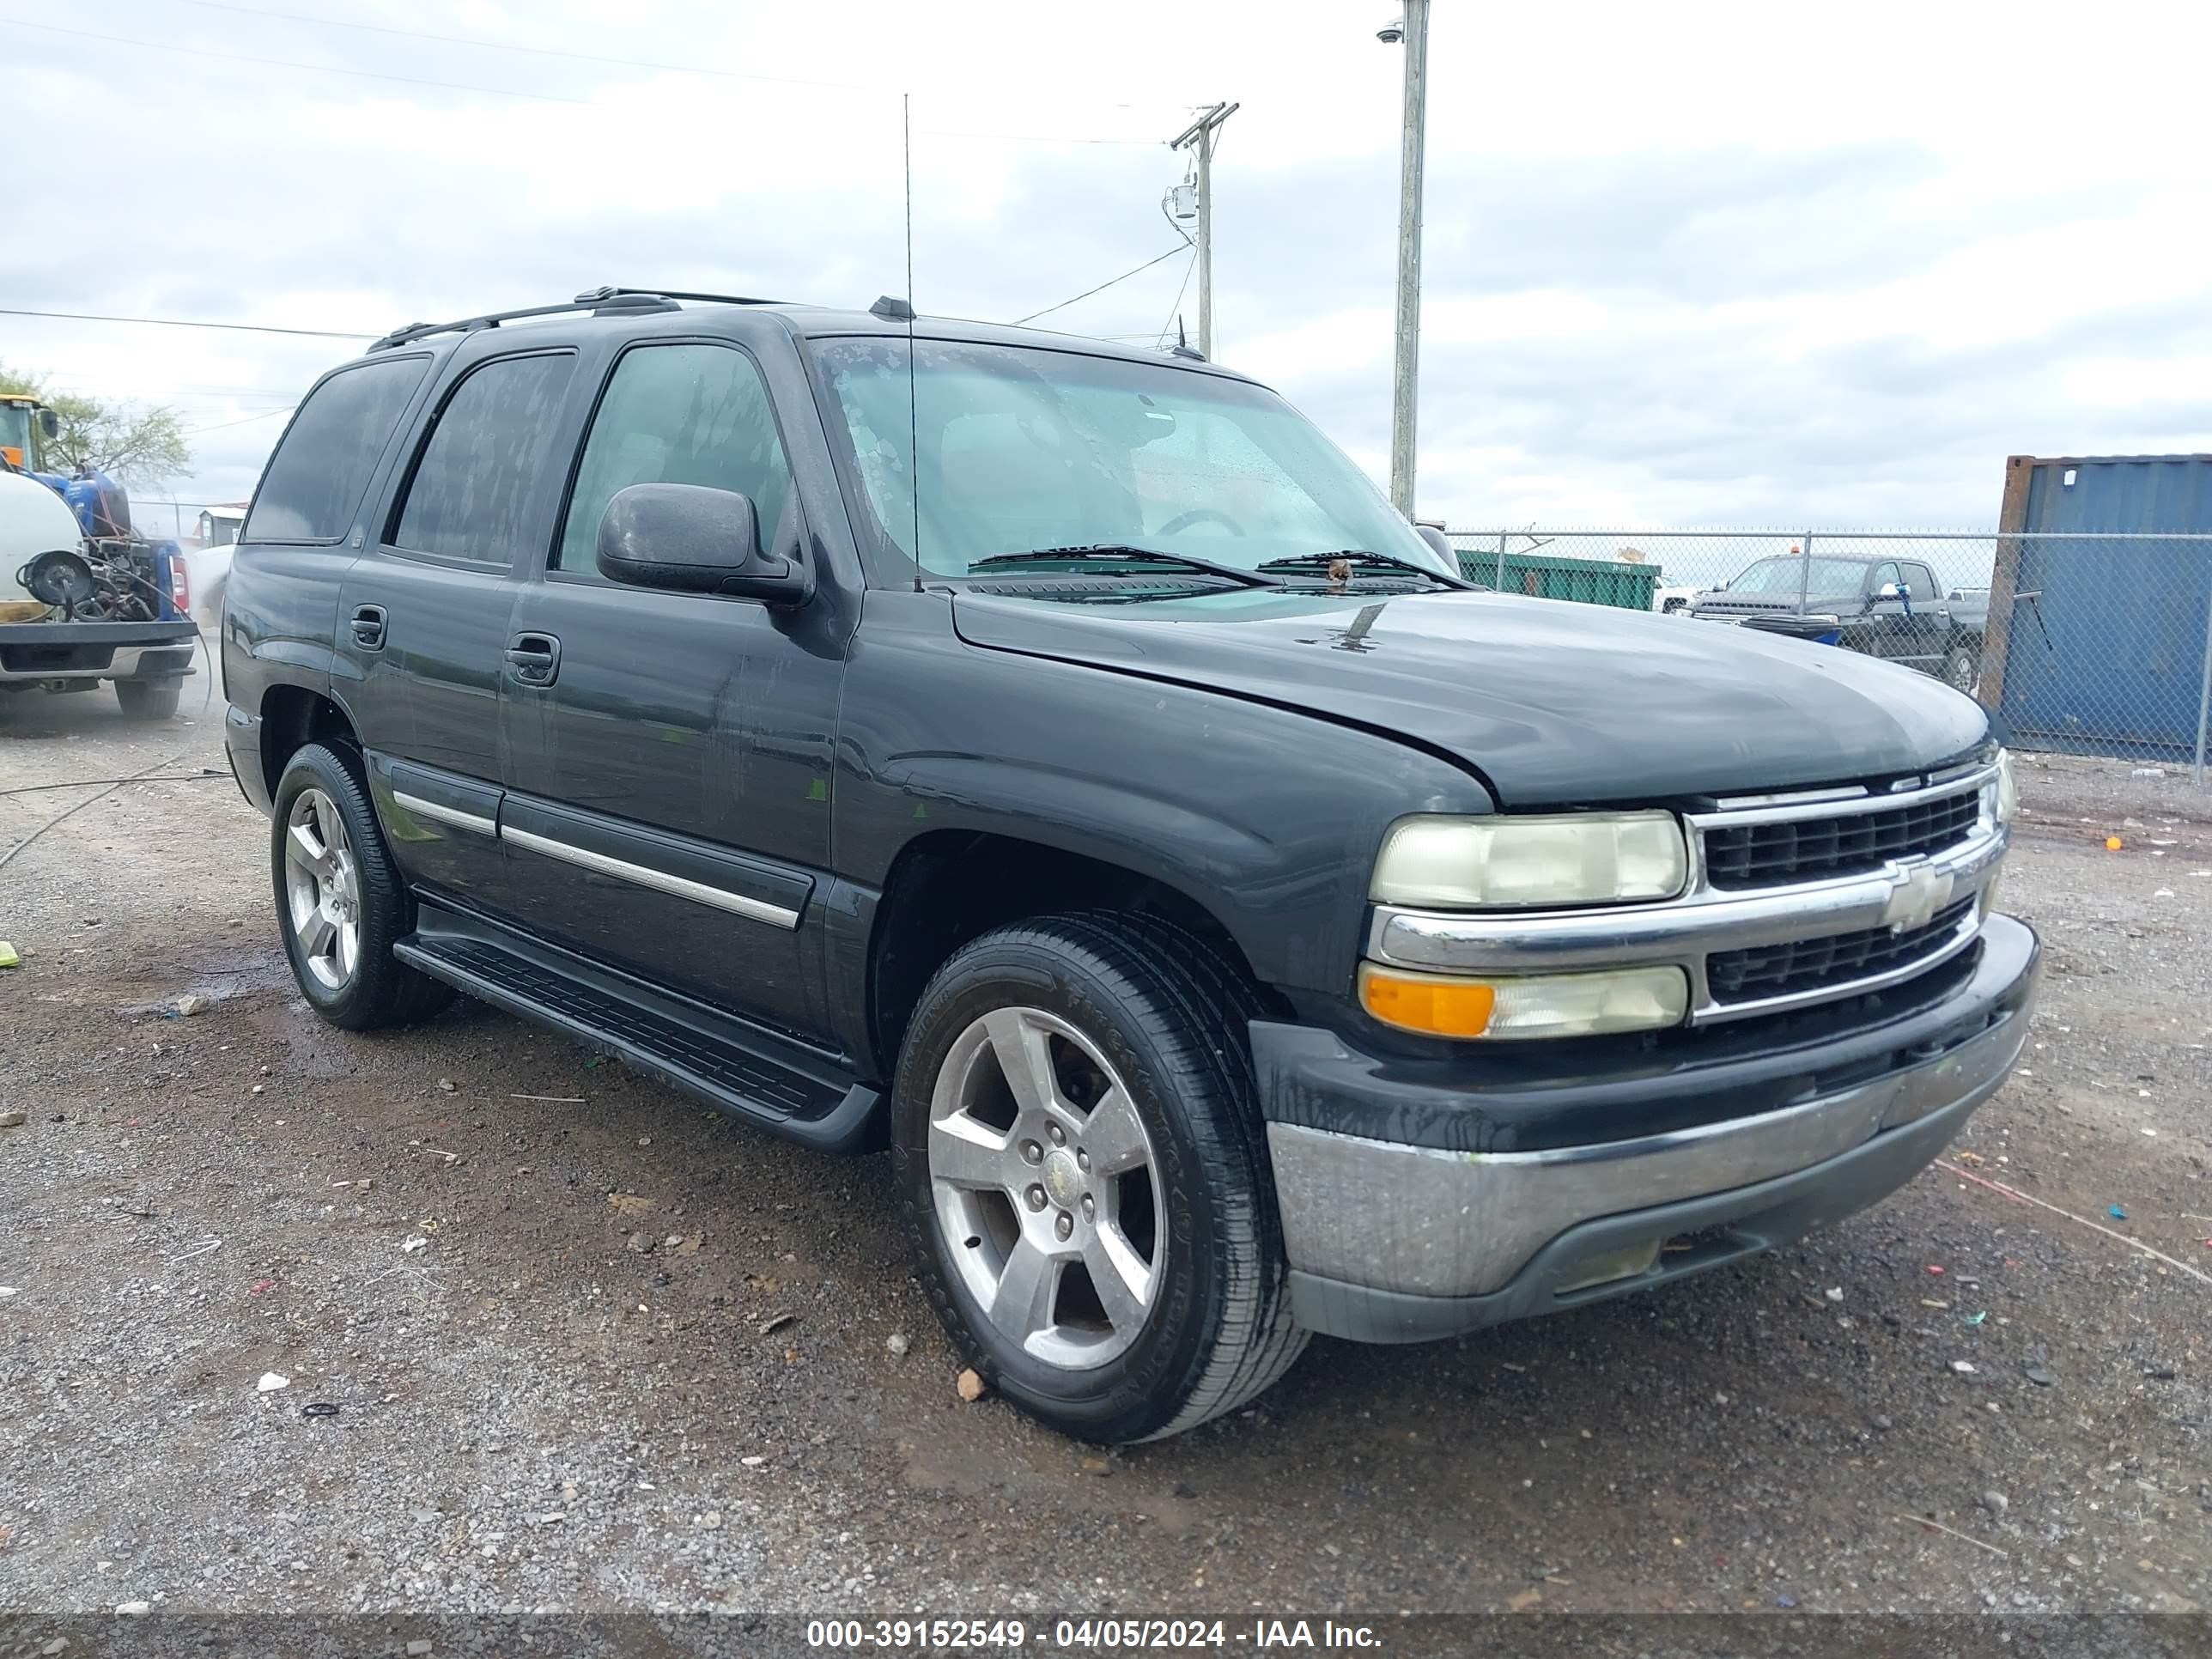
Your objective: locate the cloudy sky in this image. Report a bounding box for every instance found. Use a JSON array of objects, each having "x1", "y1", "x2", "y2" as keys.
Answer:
[{"x1": 7, "y1": 0, "x2": 2210, "y2": 537}]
